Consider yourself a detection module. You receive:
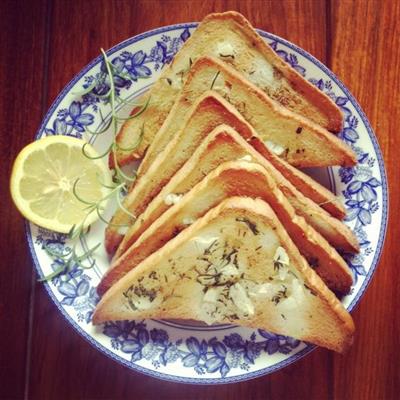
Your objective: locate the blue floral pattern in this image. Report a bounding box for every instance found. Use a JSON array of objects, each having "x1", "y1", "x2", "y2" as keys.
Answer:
[
  {"x1": 102, "y1": 321, "x2": 301, "y2": 377},
  {"x1": 269, "y1": 40, "x2": 306, "y2": 76},
  {"x1": 35, "y1": 228, "x2": 99, "y2": 323},
  {"x1": 44, "y1": 27, "x2": 190, "y2": 138},
  {"x1": 306, "y1": 80, "x2": 381, "y2": 284},
  {"x1": 45, "y1": 101, "x2": 94, "y2": 136},
  {"x1": 29, "y1": 27, "x2": 386, "y2": 381}
]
